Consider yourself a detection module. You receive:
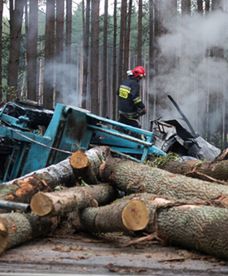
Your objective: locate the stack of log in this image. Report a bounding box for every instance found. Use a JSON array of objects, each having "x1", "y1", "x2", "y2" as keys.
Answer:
[{"x1": 0, "y1": 146, "x2": 228, "y2": 260}]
